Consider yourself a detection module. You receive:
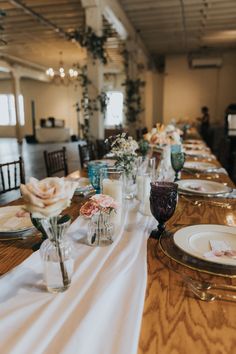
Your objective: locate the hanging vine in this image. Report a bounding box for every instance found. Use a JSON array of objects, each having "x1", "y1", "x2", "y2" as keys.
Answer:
[
  {"x1": 121, "y1": 47, "x2": 145, "y2": 123},
  {"x1": 122, "y1": 78, "x2": 145, "y2": 123},
  {"x1": 0, "y1": 9, "x2": 7, "y2": 46},
  {"x1": 69, "y1": 26, "x2": 110, "y2": 64},
  {"x1": 75, "y1": 65, "x2": 109, "y2": 139}
]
